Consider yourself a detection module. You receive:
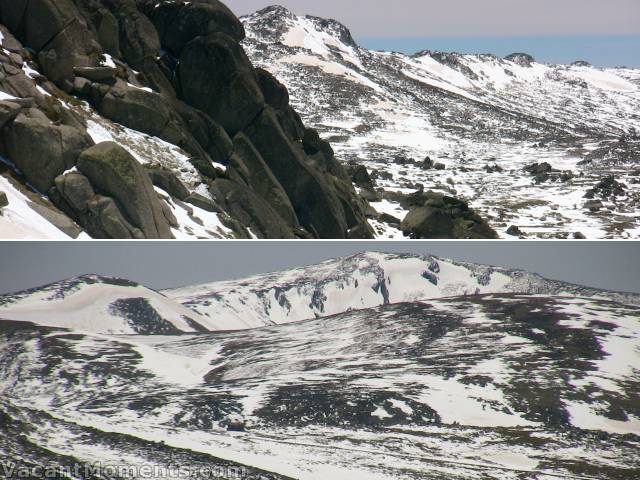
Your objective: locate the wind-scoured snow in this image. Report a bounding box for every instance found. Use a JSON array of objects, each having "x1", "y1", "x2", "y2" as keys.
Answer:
[{"x1": 241, "y1": 6, "x2": 640, "y2": 239}]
